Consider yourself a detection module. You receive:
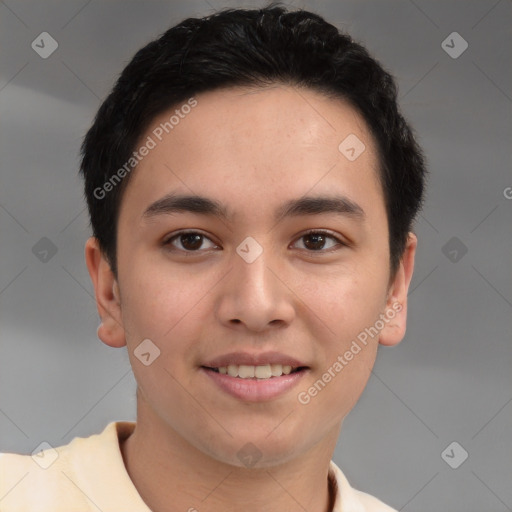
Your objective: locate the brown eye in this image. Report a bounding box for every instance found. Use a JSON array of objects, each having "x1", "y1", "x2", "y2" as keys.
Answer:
[
  {"x1": 178, "y1": 233, "x2": 203, "y2": 250},
  {"x1": 293, "y1": 230, "x2": 344, "y2": 252},
  {"x1": 164, "y1": 231, "x2": 217, "y2": 252}
]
